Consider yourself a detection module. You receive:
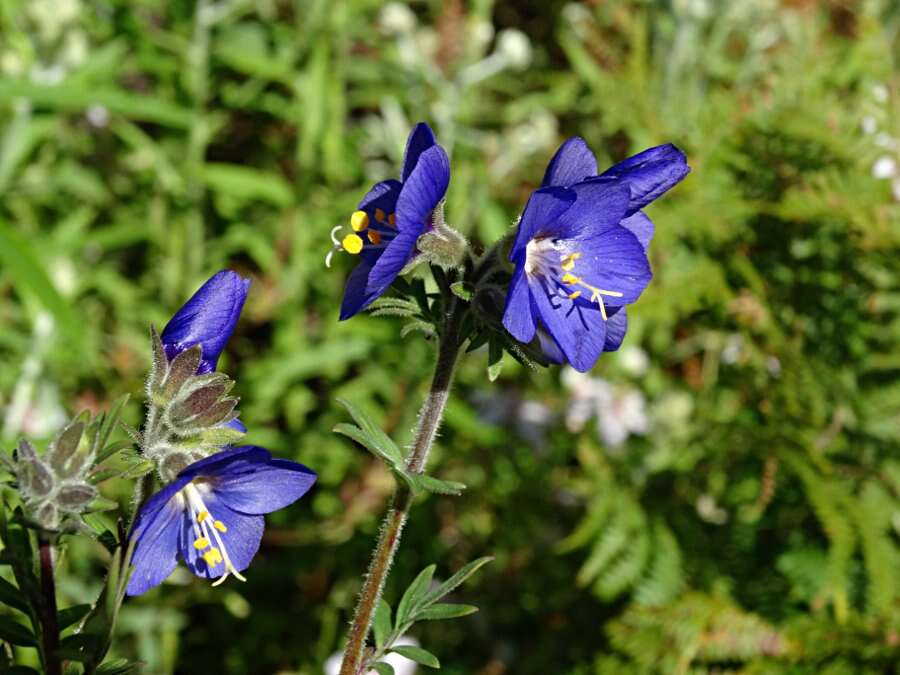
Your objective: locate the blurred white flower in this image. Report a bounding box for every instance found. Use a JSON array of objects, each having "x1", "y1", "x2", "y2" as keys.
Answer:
[
  {"x1": 872, "y1": 156, "x2": 897, "y2": 179},
  {"x1": 324, "y1": 636, "x2": 420, "y2": 675},
  {"x1": 696, "y1": 494, "x2": 728, "y2": 525},
  {"x1": 872, "y1": 83, "x2": 889, "y2": 103},
  {"x1": 721, "y1": 334, "x2": 744, "y2": 365},
  {"x1": 496, "y1": 29, "x2": 532, "y2": 70},
  {"x1": 86, "y1": 104, "x2": 110, "y2": 128},
  {"x1": 861, "y1": 115, "x2": 877, "y2": 135},
  {"x1": 468, "y1": 18, "x2": 495, "y2": 53},
  {"x1": 618, "y1": 346, "x2": 649, "y2": 377},
  {"x1": 379, "y1": 3, "x2": 417, "y2": 35},
  {"x1": 561, "y1": 368, "x2": 649, "y2": 447}
]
